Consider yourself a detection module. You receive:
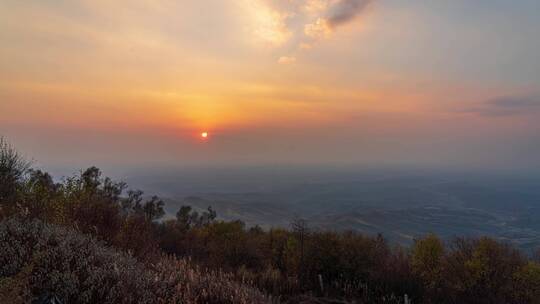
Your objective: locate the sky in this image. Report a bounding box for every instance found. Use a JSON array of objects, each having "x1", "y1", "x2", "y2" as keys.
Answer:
[{"x1": 1, "y1": 0, "x2": 540, "y2": 173}]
